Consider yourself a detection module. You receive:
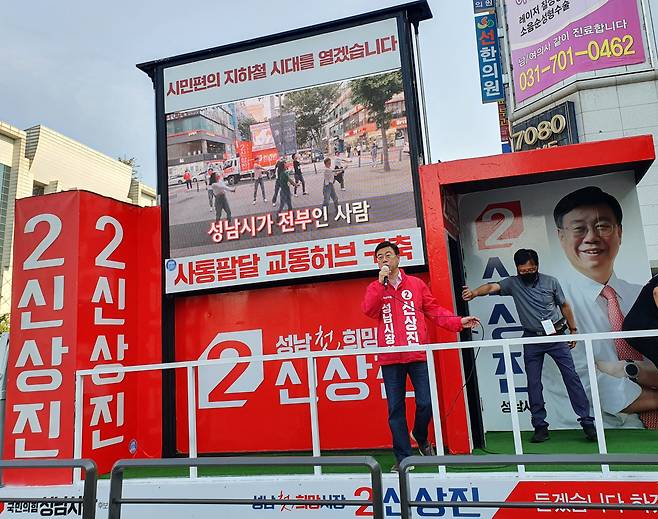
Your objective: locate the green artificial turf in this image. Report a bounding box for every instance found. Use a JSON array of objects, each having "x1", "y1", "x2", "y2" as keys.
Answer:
[
  {"x1": 467, "y1": 429, "x2": 658, "y2": 473},
  {"x1": 111, "y1": 429, "x2": 658, "y2": 479}
]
